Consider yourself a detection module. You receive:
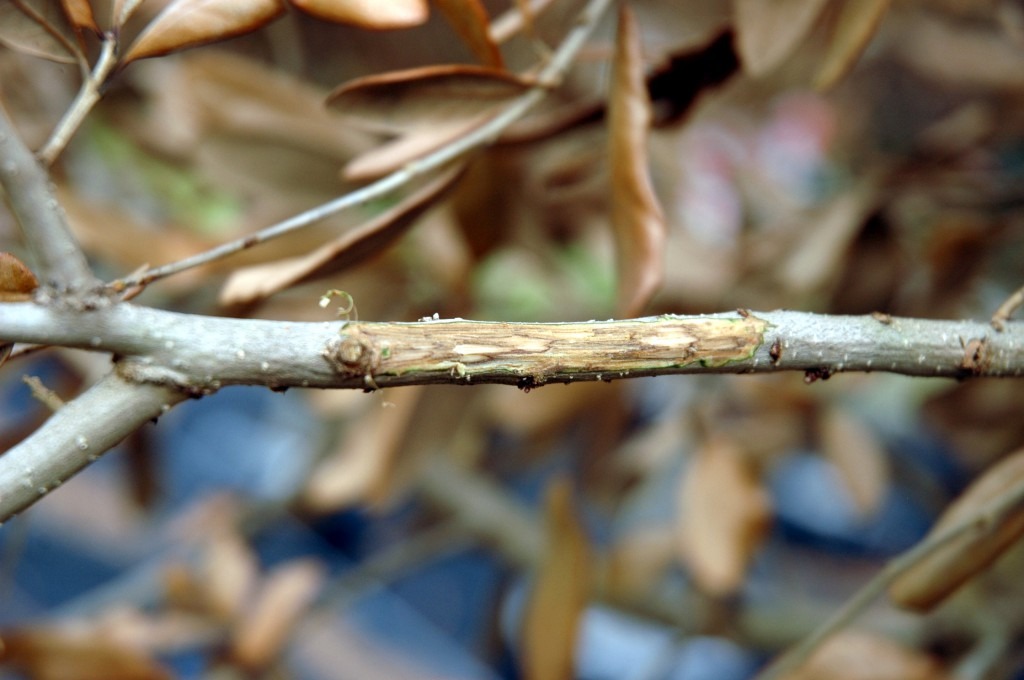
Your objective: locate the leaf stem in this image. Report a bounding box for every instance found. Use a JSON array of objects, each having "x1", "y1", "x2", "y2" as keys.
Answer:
[{"x1": 37, "y1": 35, "x2": 119, "y2": 167}]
